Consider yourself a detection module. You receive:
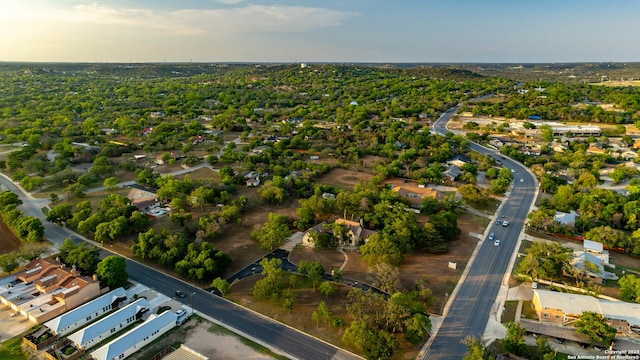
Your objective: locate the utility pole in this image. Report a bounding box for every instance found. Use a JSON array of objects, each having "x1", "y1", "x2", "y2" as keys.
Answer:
[{"x1": 190, "y1": 292, "x2": 196, "y2": 317}]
